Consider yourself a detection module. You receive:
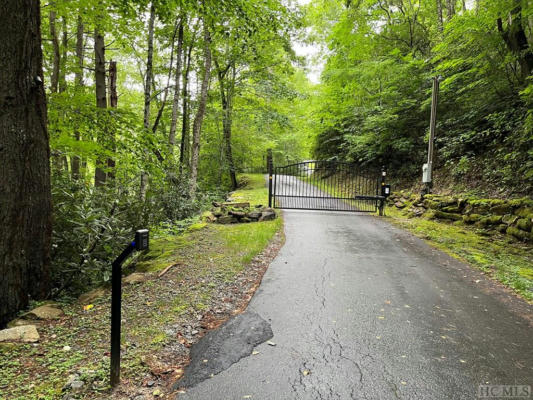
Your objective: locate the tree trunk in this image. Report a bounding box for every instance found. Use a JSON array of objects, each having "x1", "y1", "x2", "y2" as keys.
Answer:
[
  {"x1": 49, "y1": 9, "x2": 60, "y2": 93},
  {"x1": 59, "y1": 16, "x2": 67, "y2": 93},
  {"x1": 72, "y1": 15, "x2": 84, "y2": 180},
  {"x1": 179, "y1": 41, "x2": 194, "y2": 177},
  {"x1": 436, "y1": 0, "x2": 444, "y2": 32},
  {"x1": 169, "y1": 17, "x2": 185, "y2": 150},
  {"x1": 107, "y1": 60, "x2": 117, "y2": 181},
  {"x1": 216, "y1": 60, "x2": 238, "y2": 190},
  {"x1": 140, "y1": 2, "x2": 156, "y2": 200},
  {"x1": 497, "y1": 2, "x2": 533, "y2": 83},
  {"x1": 94, "y1": 25, "x2": 107, "y2": 186},
  {"x1": 189, "y1": 23, "x2": 212, "y2": 196},
  {"x1": 0, "y1": 0, "x2": 52, "y2": 327},
  {"x1": 446, "y1": 0, "x2": 455, "y2": 20}
]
